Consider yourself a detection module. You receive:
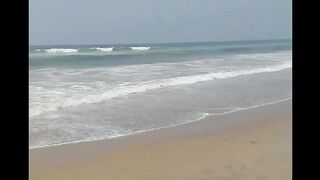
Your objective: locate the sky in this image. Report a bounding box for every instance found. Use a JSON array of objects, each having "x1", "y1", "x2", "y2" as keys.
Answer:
[{"x1": 29, "y1": 0, "x2": 292, "y2": 45}]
